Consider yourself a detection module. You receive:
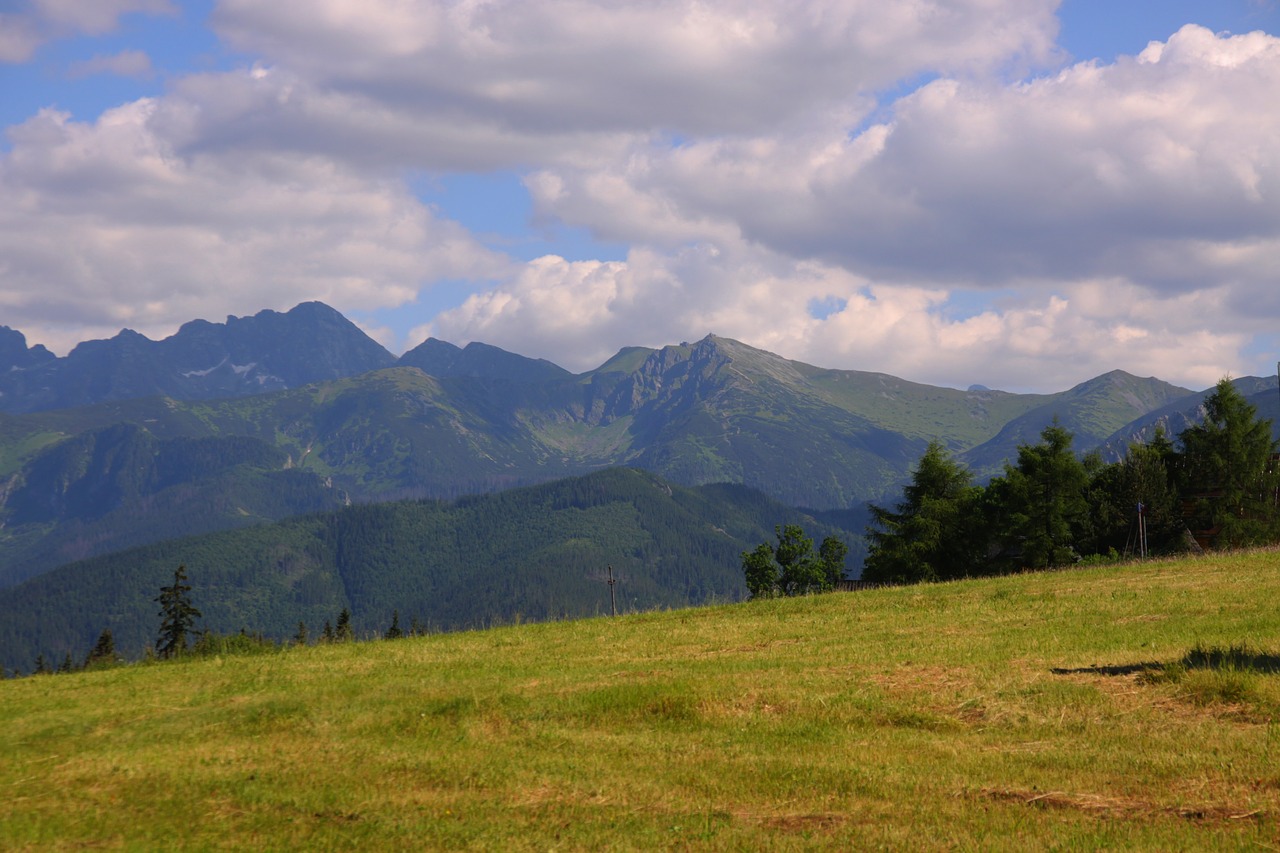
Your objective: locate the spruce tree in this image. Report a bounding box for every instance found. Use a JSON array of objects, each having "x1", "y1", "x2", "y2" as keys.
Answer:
[
  {"x1": 864, "y1": 441, "x2": 984, "y2": 582},
  {"x1": 384, "y1": 610, "x2": 403, "y2": 640},
  {"x1": 293, "y1": 621, "x2": 308, "y2": 646},
  {"x1": 335, "y1": 608, "x2": 353, "y2": 642},
  {"x1": 84, "y1": 629, "x2": 117, "y2": 668},
  {"x1": 1177, "y1": 378, "x2": 1280, "y2": 547},
  {"x1": 154, "y1": 565, "x2": 203, "y2": 660},
  {"x1": 989, "y1": 422, "x2": 1089, "y2": 569}
]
